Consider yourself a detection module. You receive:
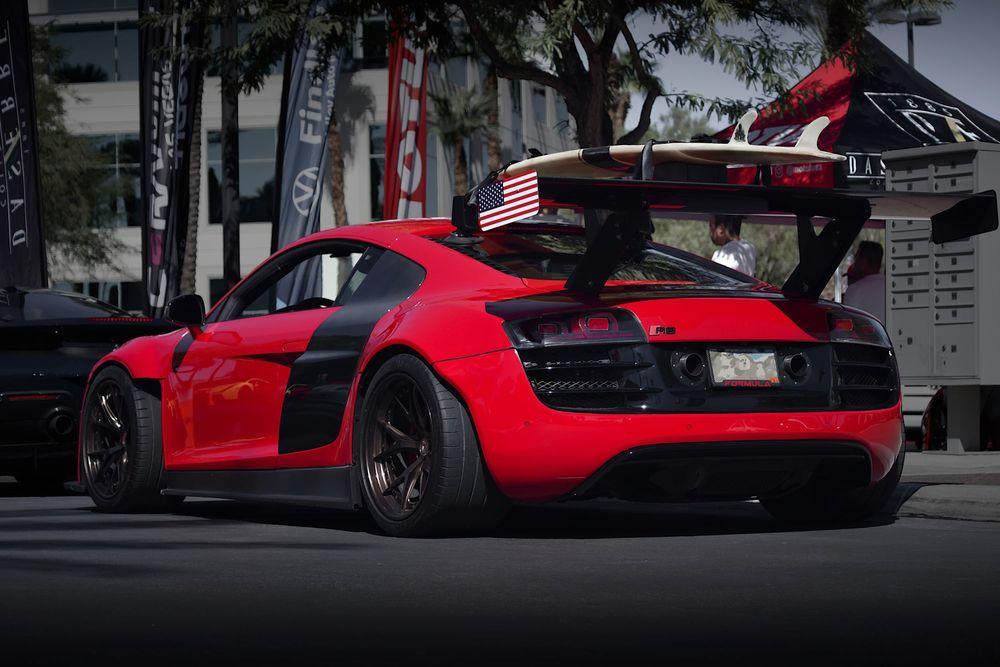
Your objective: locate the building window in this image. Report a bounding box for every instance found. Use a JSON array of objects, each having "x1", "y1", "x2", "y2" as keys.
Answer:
[
  {"x1": 510, "y1": 79, "x2": 522, "y2": 116},
  {"x1": 51, "y1": 21, "x2": 139, "y2": 83},
  {"x1": 369, "y1": 124, "x2": 386, "y2": 220},
  {"x1": 555, "y1": 96, "x2": 570, "y2": 132},
  {"x1": 531, "y1": 85, "x2": 547, "y2": 124},
  {"x1": 89, "y1": 133, "x2": 141, "y2": 228},
  {"x1": 47, "y1": 1, "x2": 138, "y2": 12},
  {"x1": 207, "y1": 128, "x2": 277, "y2": 225},
  {"x1": 445, "y1": 58, "x2": 467, "y2": 87},
  {"x1": 356, "y1": 15, "x2": 387, "y2": 69}
]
